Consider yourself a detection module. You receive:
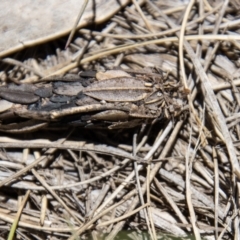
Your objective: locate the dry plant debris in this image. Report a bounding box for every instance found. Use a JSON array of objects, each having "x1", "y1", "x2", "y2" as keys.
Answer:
[
  {"x1": 0, "y1": 0, "x2": 240, "y2": 239},
  {"x1": 0, "y1": 0, "x2": 130, "y2": 57}
]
